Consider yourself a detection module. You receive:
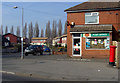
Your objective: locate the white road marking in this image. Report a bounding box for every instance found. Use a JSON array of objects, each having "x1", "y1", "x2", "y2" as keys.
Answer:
[{"x1": 0, "y1": 70, "x2": 15, "y2": 74}]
